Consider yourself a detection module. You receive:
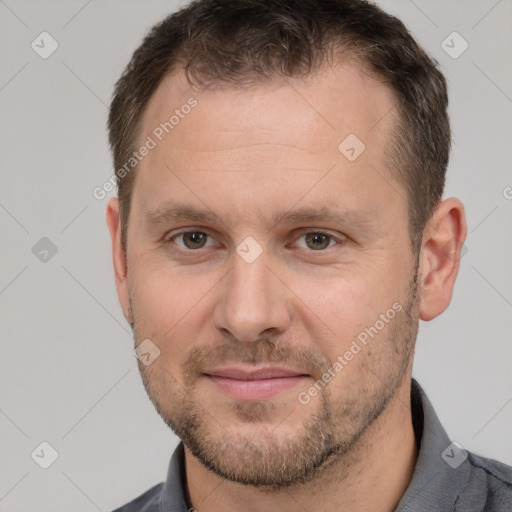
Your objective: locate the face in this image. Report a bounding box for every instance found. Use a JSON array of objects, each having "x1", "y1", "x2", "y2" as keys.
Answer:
[{"x1": 116, "y1": 62, "x2": 422, "y2": 487}]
